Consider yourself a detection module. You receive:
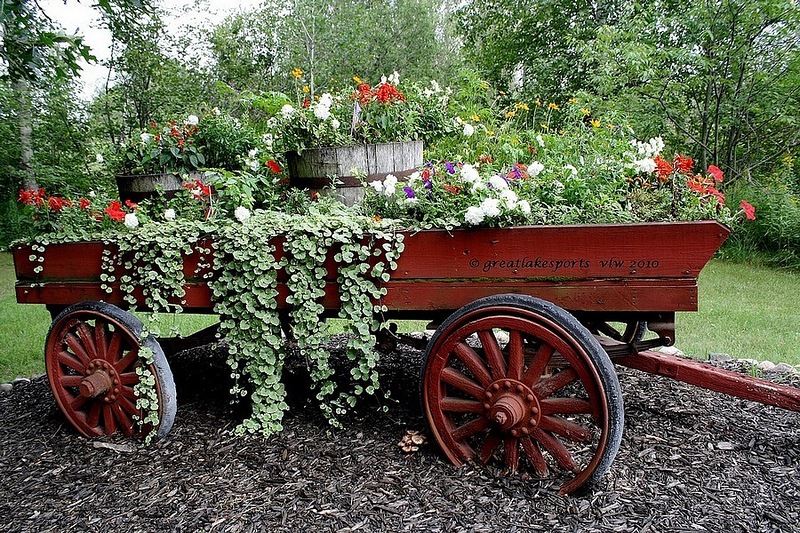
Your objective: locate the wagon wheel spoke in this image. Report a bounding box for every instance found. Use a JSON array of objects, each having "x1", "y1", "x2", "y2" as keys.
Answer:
[
  {"x1": 453, "y1": 342, "x2": 492, "y2": 387},
  {"x1": 423, "y1": 297, "x2": 623, "y2": 495},
  {"x1": 478, "y1": 330, "x2": 507, "y2": 379},
  {"x1": 521, "y1": 343, "x2": 554, "y2": 387},
  {"x1": 45, "y1": 303, "x2": 176, "y2": 440},
  {"x1": 521, "y1": 436, "x2": 549, "y2": 477}
]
